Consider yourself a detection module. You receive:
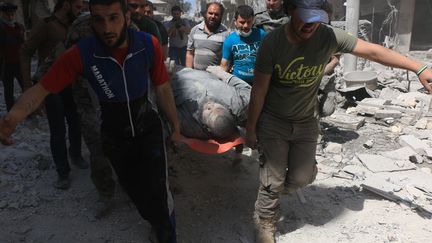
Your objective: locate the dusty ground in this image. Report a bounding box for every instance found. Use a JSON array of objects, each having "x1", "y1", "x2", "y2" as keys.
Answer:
[{"x1": 2, "y1": 61, "x2": 432, "y2": 242}]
